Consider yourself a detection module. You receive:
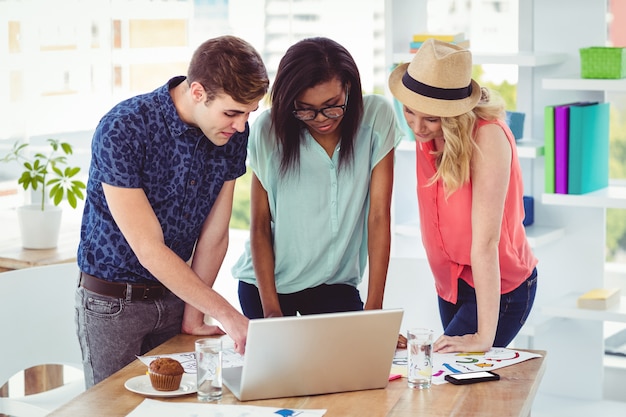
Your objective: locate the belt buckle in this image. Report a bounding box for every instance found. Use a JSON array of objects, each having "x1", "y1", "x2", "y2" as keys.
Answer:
[{"x1": 141, "y1": 285, "x2": 163, "y2": 300}]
